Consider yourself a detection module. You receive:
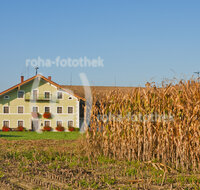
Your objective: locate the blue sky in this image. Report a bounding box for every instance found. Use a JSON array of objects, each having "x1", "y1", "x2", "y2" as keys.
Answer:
[{"x1": 0, "y1": 0, "x2": 200, "y2": 91}]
